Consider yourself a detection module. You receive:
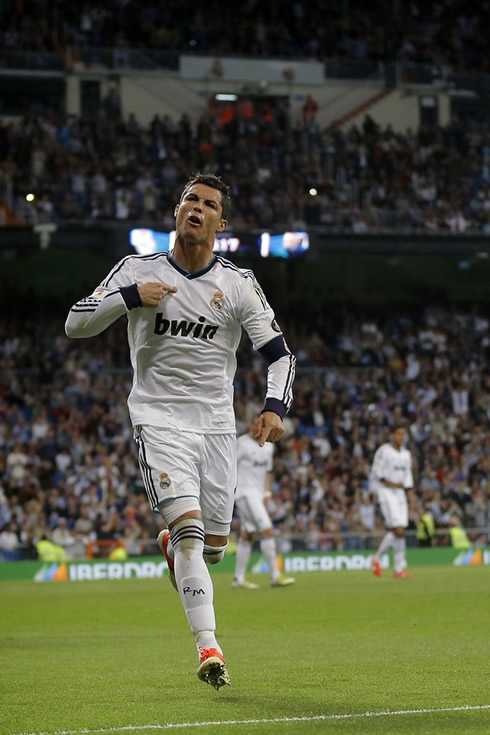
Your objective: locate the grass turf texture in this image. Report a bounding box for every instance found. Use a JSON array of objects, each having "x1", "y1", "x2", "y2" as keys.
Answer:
[{"x1": 1, "y1": 567, "x2": 489, "y2": 735}]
